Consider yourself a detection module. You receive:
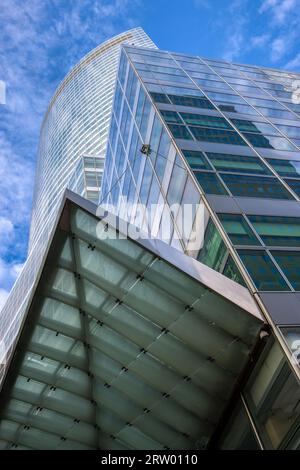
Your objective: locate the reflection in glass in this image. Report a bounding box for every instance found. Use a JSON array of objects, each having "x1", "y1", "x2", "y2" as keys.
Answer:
[
  {"x1": 271, "y1": 251, "x2": 300, "y2": 290},
  {"x1": 266, "y1": 158, "x2": 300, "y2": 178},
  {"x1": 194, "y1": 172, "x2": 228, "y2": 195},
  {"x1": 248, "y1": 215, "x2": 300, "y2": 247},
  {"x1": 197, "y1": 219, "x2": 228, "y2": 272},
  {"x1": 182, "y1": 150, "x2": 211, "y2": 170},
  {"x1": 206, "y1": 153, "x2": 271, "y2": 175},
  {"x1": 218, "y1": 213, "x2": 260, "y2": 246},
  {"x1": 244, "y1": 340, "x2": 300, "y2": 449},
  {"x1": 238, "y1": 250, "x2": 290, "y2": 291},
  {"x1": 220, "y1": 174, "x2": 294, "y2": 200},
  {"x1": 218, "y1": 399, "x2": 260, "y2": 449}
]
